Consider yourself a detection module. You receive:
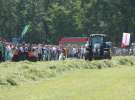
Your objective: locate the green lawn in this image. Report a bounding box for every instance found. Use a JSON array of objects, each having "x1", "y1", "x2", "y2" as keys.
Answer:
[{"x1": 1, "y1": 66, "x2": 135, "y2": 100}]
